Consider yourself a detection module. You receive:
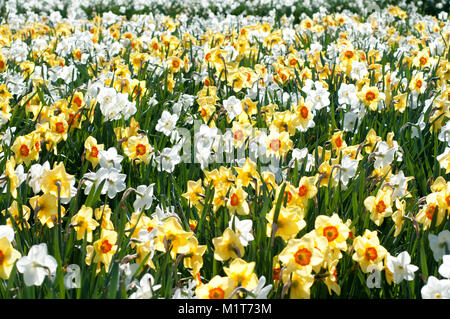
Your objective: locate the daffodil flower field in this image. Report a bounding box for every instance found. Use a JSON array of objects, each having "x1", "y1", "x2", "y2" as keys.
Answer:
[{"x1": 0, "y1": 0, "x2": 449, "y2": 299}]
